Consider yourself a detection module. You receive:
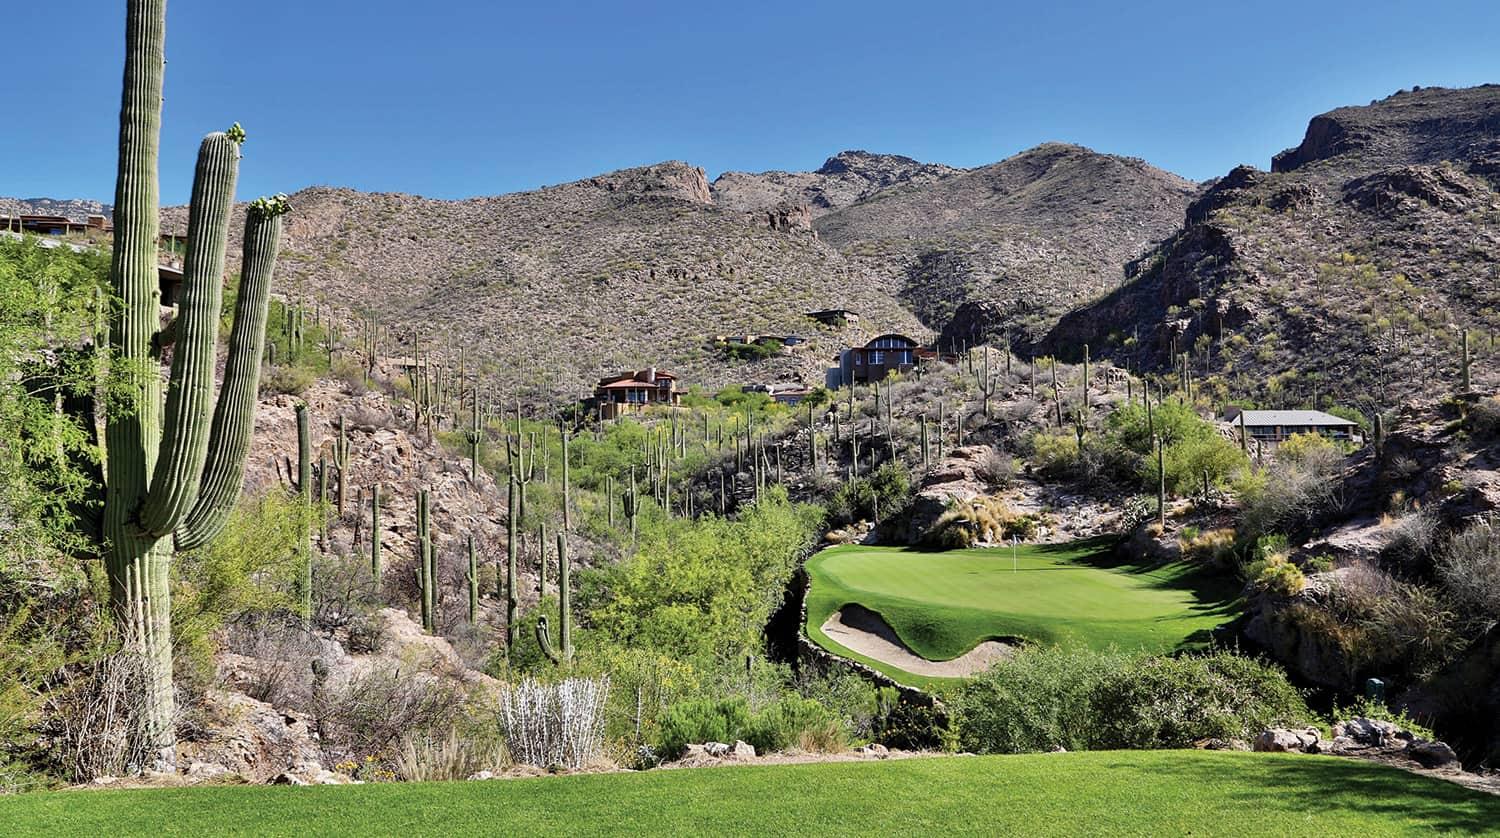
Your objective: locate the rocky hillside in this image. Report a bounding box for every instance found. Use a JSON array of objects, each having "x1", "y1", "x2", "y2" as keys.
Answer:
[
  {"x1": 711, "y1": 151, "x2": 963, "y2": 216},
  {"x1": 0, "y1": 196, "x2": 110, "y2": 219},
  {"x1": 162, "y1": 162, "x2": 924, "y2": 402},
  {"x1": 1040, "y1": 85, "x2": 1500, "y2": 411},
  {"x1": 813, "y1": 143, "x2": 1198, "y2": 342}
]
